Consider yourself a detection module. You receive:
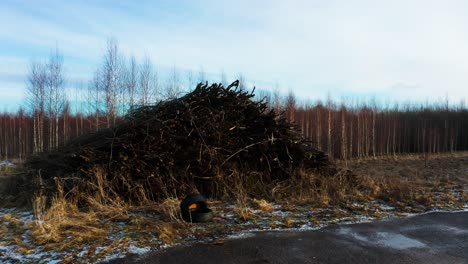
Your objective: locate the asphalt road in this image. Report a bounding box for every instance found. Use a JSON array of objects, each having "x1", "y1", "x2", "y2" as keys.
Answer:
[{"x1": 108, "y1": 211, "x2": 468, "y2": 264}]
